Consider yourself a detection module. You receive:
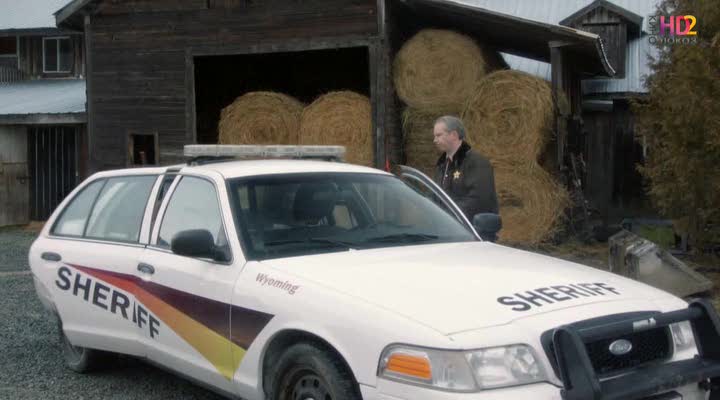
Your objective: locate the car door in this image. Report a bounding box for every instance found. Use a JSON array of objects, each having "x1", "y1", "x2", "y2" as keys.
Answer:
[
  {"x1": 138, "y1": 172, "x2": 244, "y2": 395},
  {"x1": 396, "y1": 165, "x2": 480, "y2": 238},
  {"x1": 33, "y1": 174, "x2": 159, "y2": 356}
]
